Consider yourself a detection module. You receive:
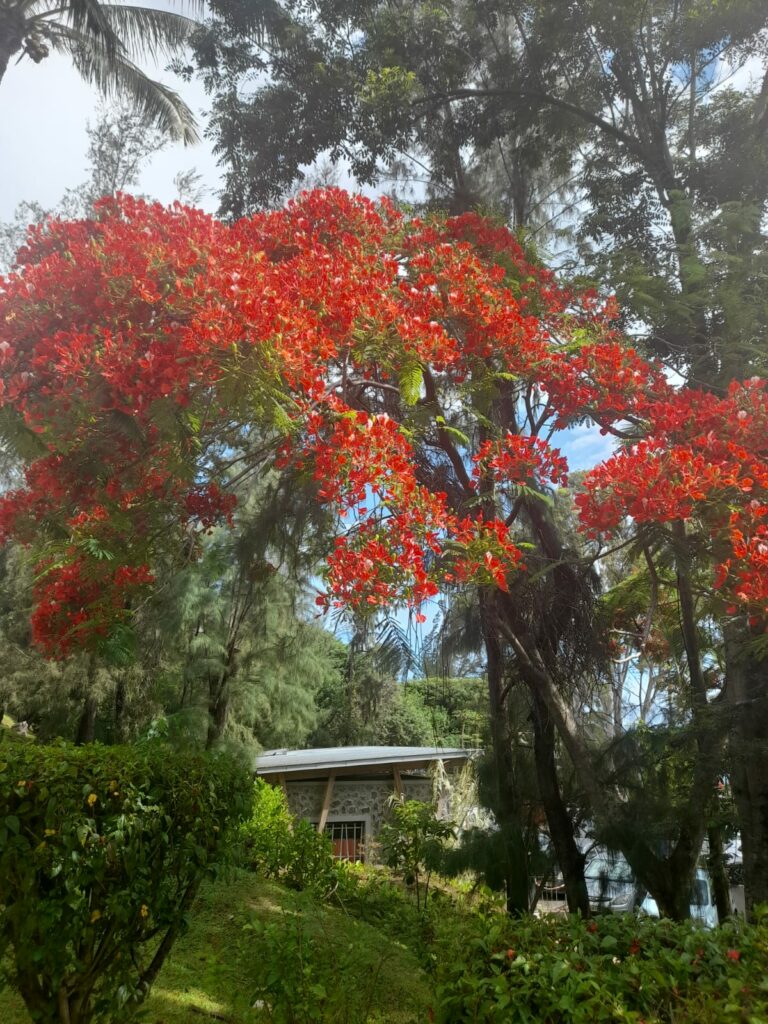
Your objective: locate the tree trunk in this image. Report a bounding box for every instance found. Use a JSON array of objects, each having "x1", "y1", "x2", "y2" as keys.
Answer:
[
  {"x1": 75, "y1": 696, "x2": 97, "y2": 745},
  {"x1": 480, "y1": 594, "x2": 531, "y2": 915},
  {"x1": 725, "y1": 617, "x2": 768, "y2": 919},
  {"x1": 707, "y1": 825, "x2": 732, "y2": 923},
  {"x1": 206, "y1": 673, "x2": 229, "y2": 750},
  {"x1": 0, "y1": 10, "x2": 25, "y2": 85},
  {"x1": 75, "y1": 656, "x2": 98, "y2": 745},
  {"x1": 642, "y1": 860, "x2": 695, "y2": 922},
  {"x1": 113, "y1": 675, "x2": 127, "y2": 743},
  {"x1": 530, "y1": 690, "x2": 589, "y2": 916}
]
